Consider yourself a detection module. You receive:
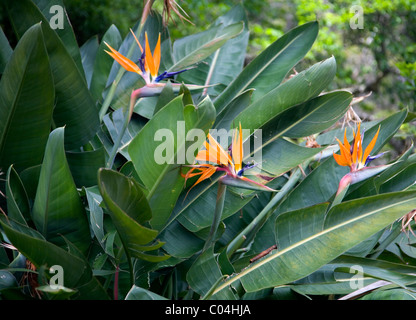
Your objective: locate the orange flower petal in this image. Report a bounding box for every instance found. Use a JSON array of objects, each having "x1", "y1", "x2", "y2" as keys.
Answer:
[
  {"x1": 104, "y1": 42, "x2": 142, "y2": 75},
  {"x1": 207, "y1": 134, "x2": 233, "y2": 167},
  {"x1": 333, "y1": 152, "x2": 349, "y2": 167},
  {"x1": 362, "y1": 125, "x2": 381, "y2": 165},
  {"x1": 145, "y1": 32, "x2": 157, "y2": 78},
  {"x1": 343, "y1": 128, "x2": 351, "y2": 153},
  {"x1": 336, "y1": 138, "x2": 352, "y2": 166},
  {"x1": 153, "y1": 33, "x2": 161, "y2": 76},
  {"x1": 195, "y1": 150, "x2": 221, "y2": 164},
  {"x1": 232, "y1": 123, "x2": 243, "y2": 172},
  {"x1": 352, "y1": 123, "x2": 361, "y2": 164}
]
